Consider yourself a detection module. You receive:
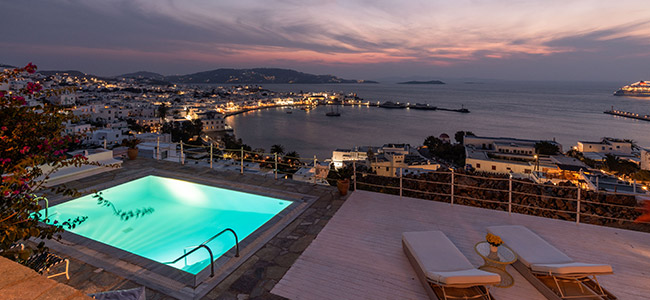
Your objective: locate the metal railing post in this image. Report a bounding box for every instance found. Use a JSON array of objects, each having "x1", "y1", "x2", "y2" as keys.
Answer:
[
  {"x1": 313, "y1": 156, "x2": 317, "y2": 185},
  {"x1": 180, "y1": 142, "x2": 184, "y2": 165},
  {"x1": 274, "y1": 153, "x2": 278, "y2": 180},
  {"x1": 450, "y1": 169, "x2": 455, "y2": 206},
  {"x1": 240, "y1": 147, "x2": 244, "y2": 174},
  {"x1": 210, "y1": 143, "x2": 213, "y2": 169},
  {"x1": 353, "y1": 160, "x2": 357, "y2": 191},
  {"x1": 399, "y1": 168, "x2": 403, "y2": 198},
  {"x1": 576, "y1": 188, "x2": 581, "y2": 224},
  {"x1": 508, "y1": 174, "x2": 512, "y2": 215}
]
